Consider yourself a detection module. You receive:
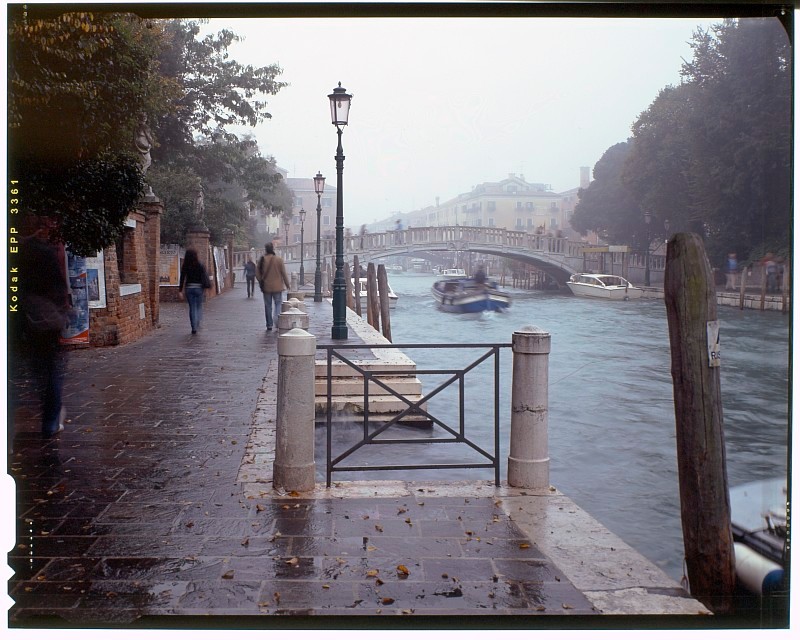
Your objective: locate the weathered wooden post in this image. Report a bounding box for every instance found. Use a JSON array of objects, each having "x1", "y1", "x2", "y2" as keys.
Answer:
[
  {"x1": 273, "y1": 328, "x2": 316, "y2": 491},
  {"x1": 366, "y1": 262, "x2": 380, "y2": 331},
  {"x1": 508, "y1": 325, "x2": 550, "y2": 489},
  {"x1": 377, "y1": 263, "x2": 392, "y2": 342},
  {"x1": 760, "y1": 265, "x2": 767, "y2": 311},
  {"x1": 664, "y1": 232, "x2": 735, "y2": 614},
  {"x1": 345, "y1": 262, "x2": 353, "y2": 310},
  {"x1": 738, "y1": 265, "x2": 747, "y2": 310},
  {"x1": 781, "y1": 258, "x2": 790, "y2": 314},
  {"x1": 353, "y1": 254, "x2": 363, "y2": 317}
]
